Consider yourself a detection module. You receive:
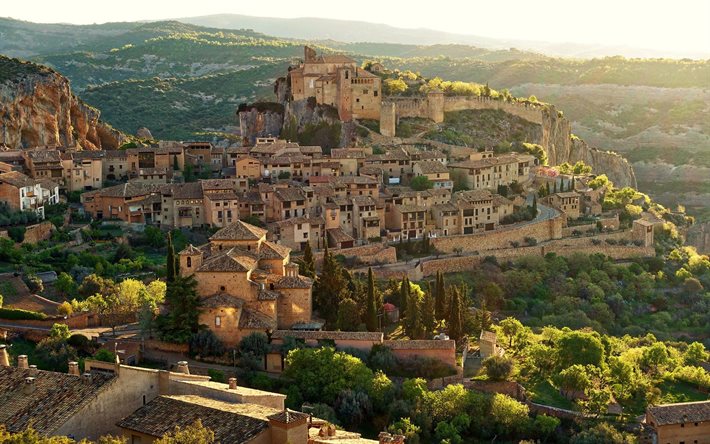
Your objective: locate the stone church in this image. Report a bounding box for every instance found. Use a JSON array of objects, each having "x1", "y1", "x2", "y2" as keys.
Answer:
[{"x1": 178, "y1": 221, "x2": 314, "y2": 347}]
